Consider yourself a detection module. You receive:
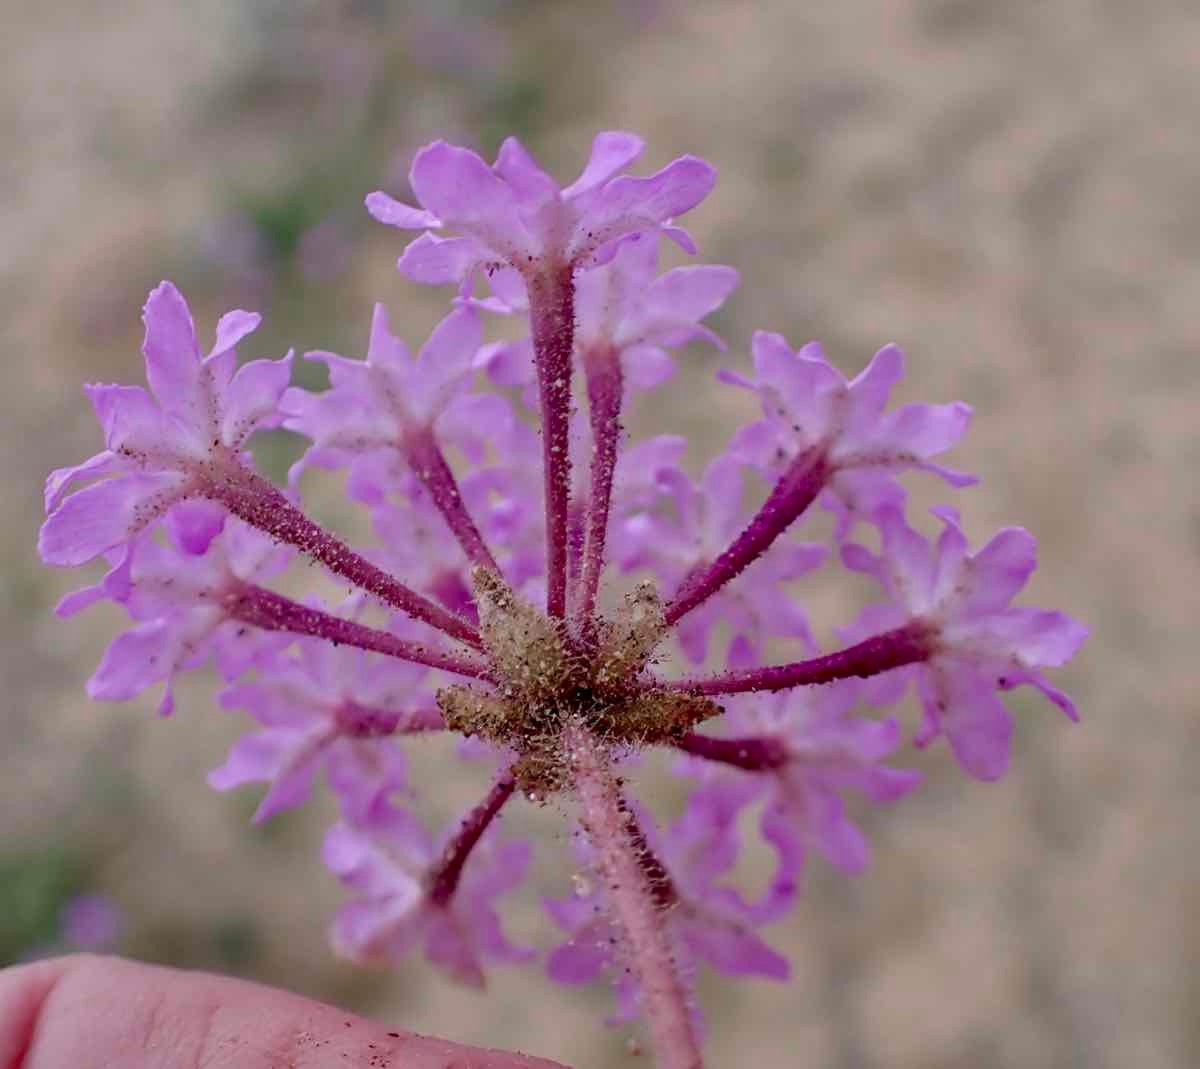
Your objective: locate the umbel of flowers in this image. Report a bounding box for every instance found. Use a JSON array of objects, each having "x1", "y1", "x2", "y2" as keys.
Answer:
[{"x1": 40, "y1": 132, "x2": 1086, "y2": 1069}]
